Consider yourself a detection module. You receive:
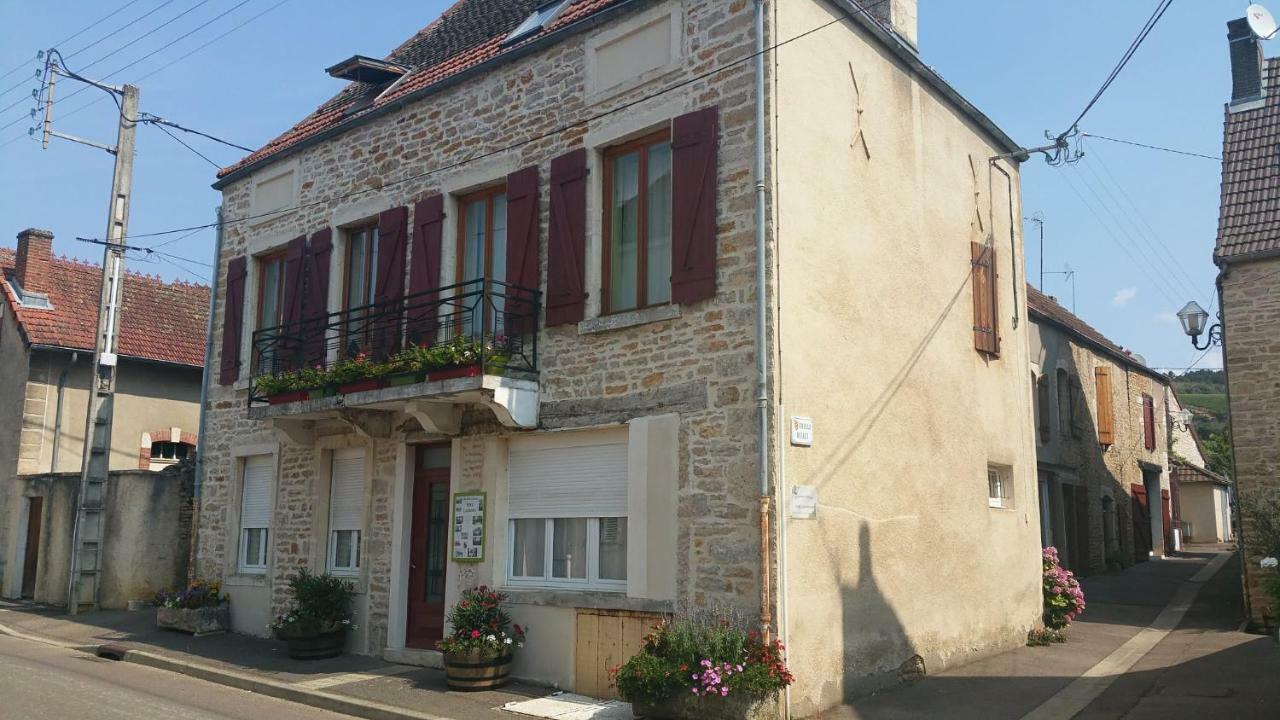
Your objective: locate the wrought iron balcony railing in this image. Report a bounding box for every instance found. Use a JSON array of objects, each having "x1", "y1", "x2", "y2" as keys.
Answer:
[{"x1": 249, "y1": 277, "x2": 539, "y2": 405}]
